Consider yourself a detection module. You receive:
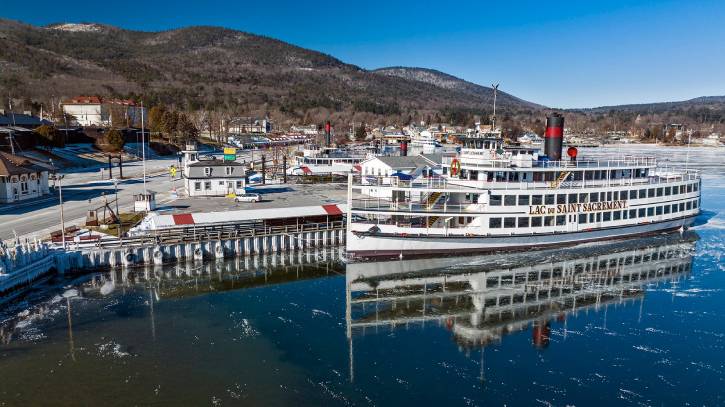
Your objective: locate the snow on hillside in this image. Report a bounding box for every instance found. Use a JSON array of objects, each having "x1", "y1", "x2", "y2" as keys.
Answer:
[{"x1": 48, "y1": 23, "x2": 103, "y2": 33}]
